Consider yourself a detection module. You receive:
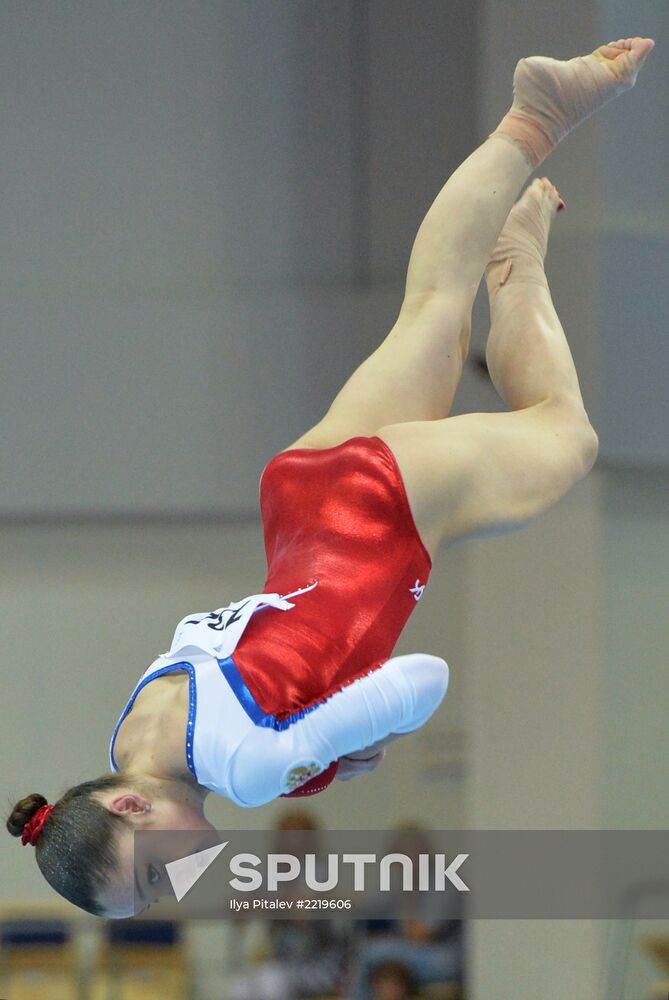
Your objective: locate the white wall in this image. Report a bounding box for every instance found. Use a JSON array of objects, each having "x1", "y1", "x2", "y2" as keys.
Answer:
[
  {"x1": 0, "y1": 0, "x2": 353, "y2": 513},
  {"x1": 600, "y1": 467, "x2": 669, "y2": 999},
  {"x1": 598, "y1": 0, "x2": 669, "y2": 467},
  {"x1": 602, "y1": 468, "x2": 669, "y2": 833},
  {"x1": 0, "y1": 0, "x2": 477, "y2": 517}
]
